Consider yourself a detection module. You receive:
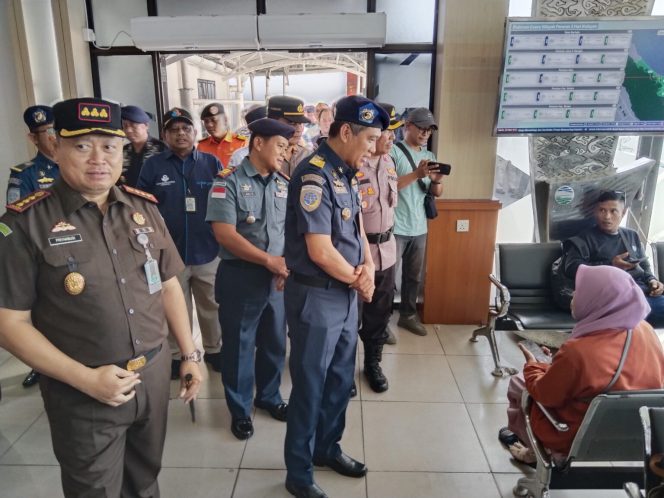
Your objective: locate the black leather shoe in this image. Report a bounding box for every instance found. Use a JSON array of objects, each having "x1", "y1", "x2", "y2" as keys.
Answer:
[
  {"x1": 349, "y1": 381, "x2": 357, "y2": 398},
  {"x1": 170, "y1": 359, "x2": 181, "y2": 380},
  {"x1": 364, "y1": 363, "x2": 388, "y2": 393},
  {"x1": 204, "y1": 352, "x2": 222, "y2": 372},
  {"x1": 22, "y1": 370, "x2": 40, "y2": 388},
  {"x1": 231, "y1": 418, "x2": 254, "y2": 440},
  {"x1": 255, "y1": 401, "x2": 288, "y2": 422},
  {"x1": 313, "y1": 452, "x2": 367, "y2": 478},
  {"x1": 285, "y1": 481, "x2": 328, "y2": 498}
]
